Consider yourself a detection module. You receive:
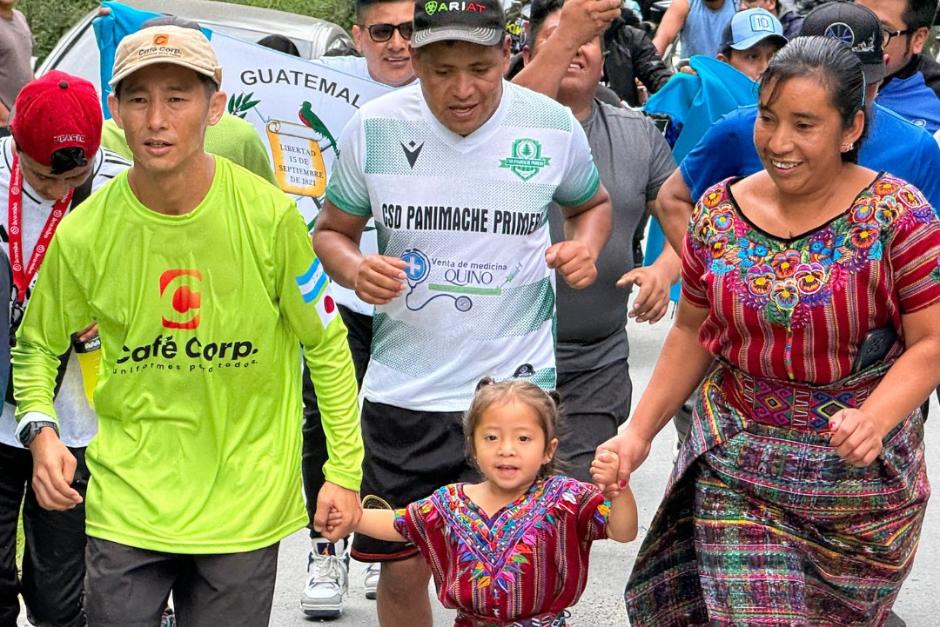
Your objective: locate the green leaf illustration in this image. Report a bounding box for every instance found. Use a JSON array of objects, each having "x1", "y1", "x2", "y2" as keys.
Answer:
[{"x1": 228, "y1": 92, "x2": 262, "y2": 119}]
